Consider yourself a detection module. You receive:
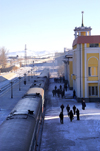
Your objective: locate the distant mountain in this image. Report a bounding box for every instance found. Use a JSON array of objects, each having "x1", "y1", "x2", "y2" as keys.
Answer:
[{"x1": 8, "y1": 50, "x2": 54, "y2": 57}]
